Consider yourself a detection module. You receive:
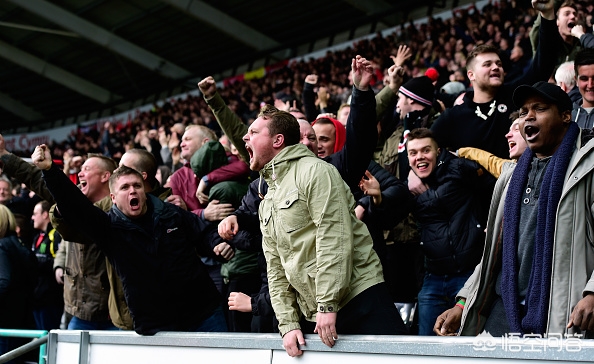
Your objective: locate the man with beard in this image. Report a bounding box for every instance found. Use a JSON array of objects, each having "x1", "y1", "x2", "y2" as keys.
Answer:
[{"x1": 431, "y1": 0, "x2": 559, "y2": 160}]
